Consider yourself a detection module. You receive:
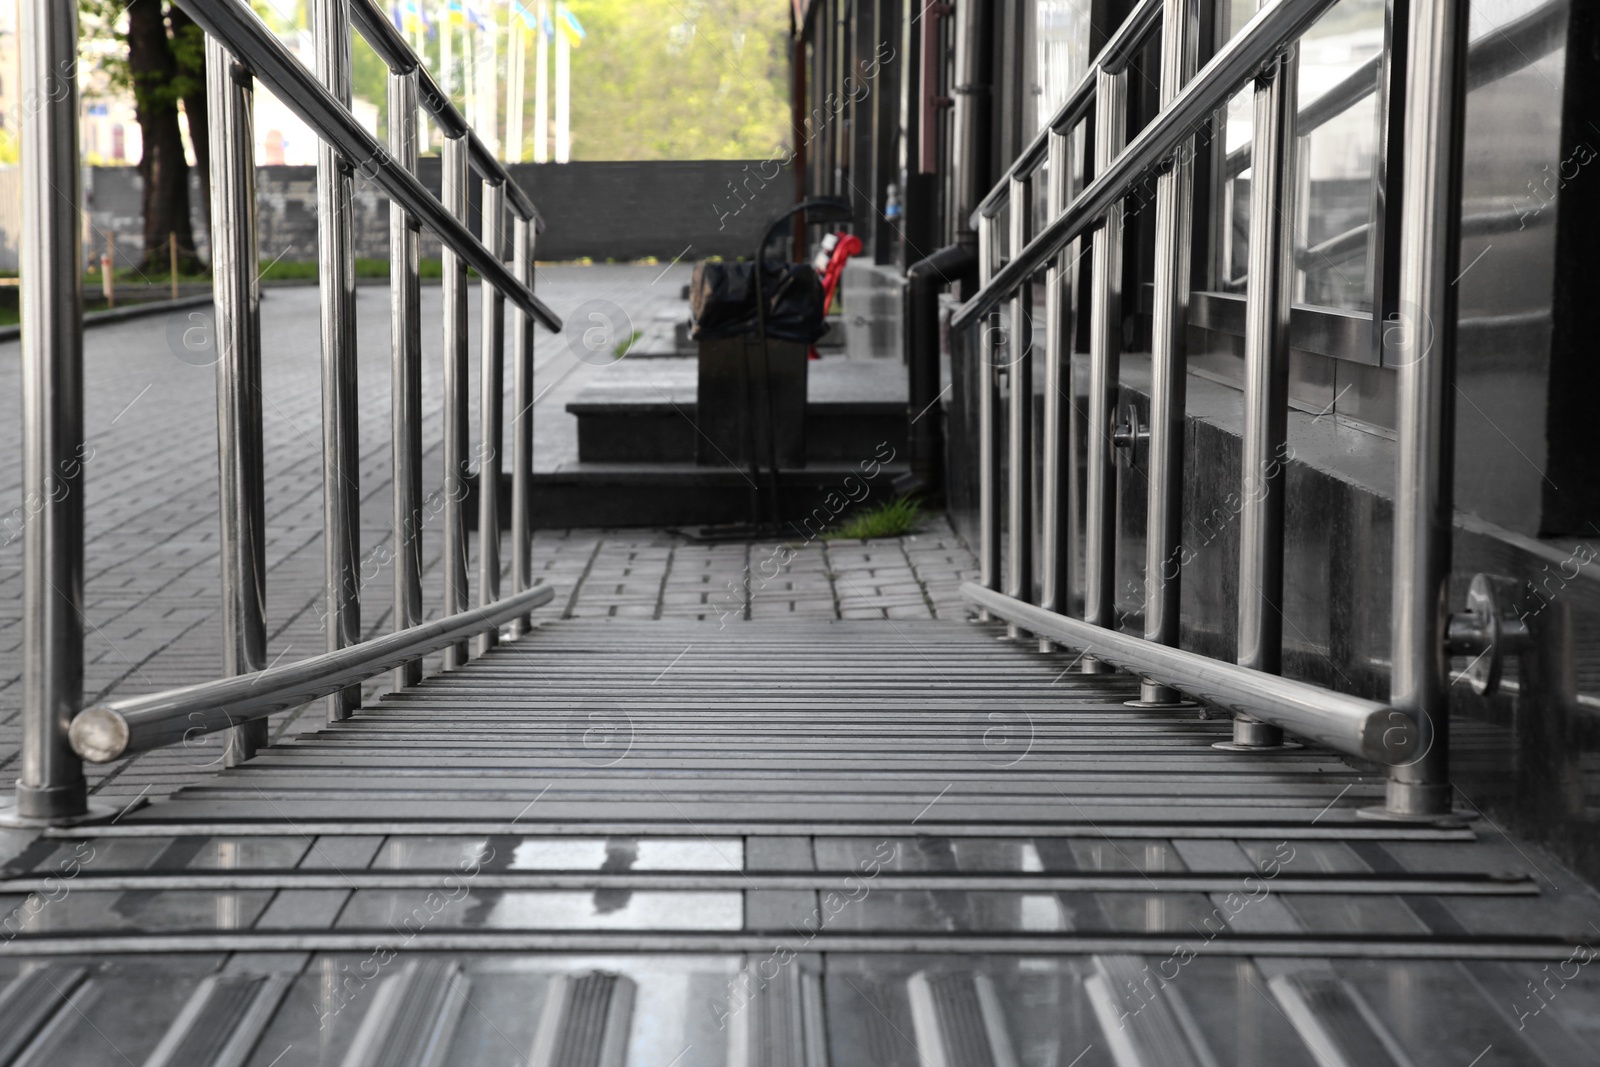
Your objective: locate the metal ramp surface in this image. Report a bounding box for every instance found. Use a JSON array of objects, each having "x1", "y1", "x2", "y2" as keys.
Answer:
[{"x1": 3, "y1": 619, "x2": 1599, "y2": 1065}]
